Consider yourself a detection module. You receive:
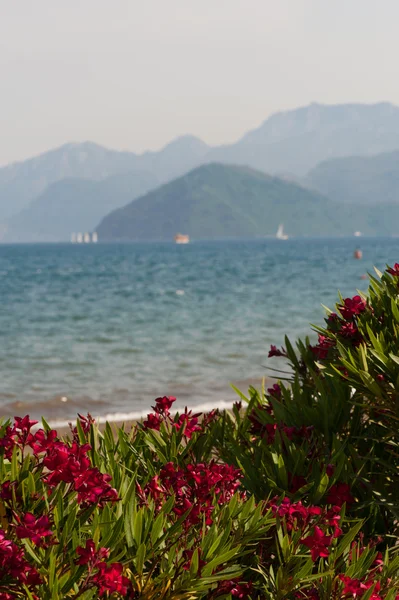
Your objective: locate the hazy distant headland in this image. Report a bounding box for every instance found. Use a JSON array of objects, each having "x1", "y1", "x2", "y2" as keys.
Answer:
[{"x1": 3, "y1": 102, "x2": 399, "y2": 242}]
